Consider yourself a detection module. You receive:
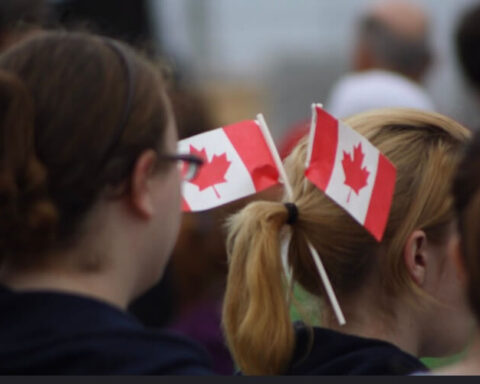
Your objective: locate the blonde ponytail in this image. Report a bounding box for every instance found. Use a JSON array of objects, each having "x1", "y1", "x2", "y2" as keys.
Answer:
[
  {"x1": 222, "y1": 201, "x2": 295, "y2": 375},
  {"x1": 223, "y1": 108, "x2": 470, "y2": 375}
]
